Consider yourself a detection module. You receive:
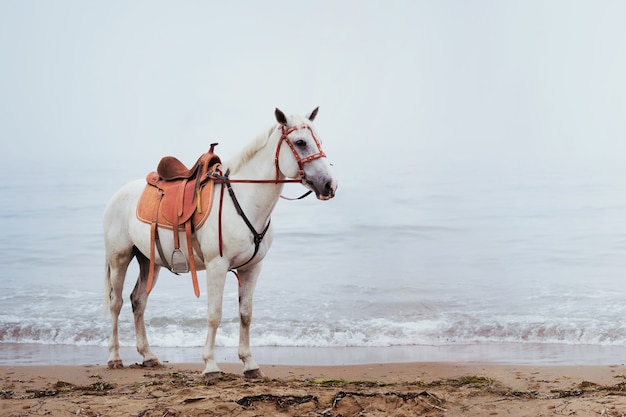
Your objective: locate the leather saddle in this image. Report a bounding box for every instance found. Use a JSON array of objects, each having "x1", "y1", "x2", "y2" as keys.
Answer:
[{"x1": 137, "y1": 143, "x2": 222, "y2": 297}]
